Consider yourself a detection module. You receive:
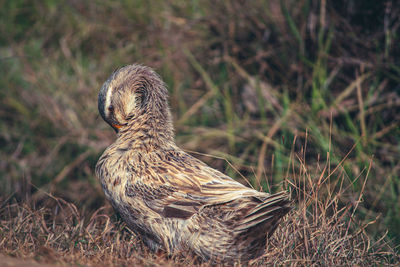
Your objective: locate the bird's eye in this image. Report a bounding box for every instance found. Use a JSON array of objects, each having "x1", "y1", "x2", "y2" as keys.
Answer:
[{"x1": 108, "y1": 105, "x2": 114, "y2": 112}]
